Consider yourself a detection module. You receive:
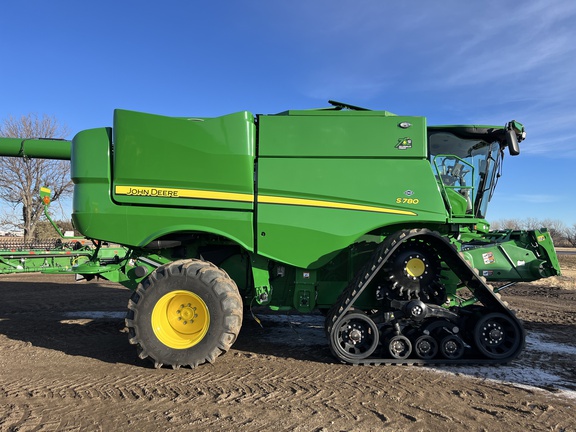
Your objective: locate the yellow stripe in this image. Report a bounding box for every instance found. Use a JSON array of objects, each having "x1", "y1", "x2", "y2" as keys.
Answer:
[
  {"x1": 114, "y1": 185, "x2": 416, "y2": 216},
  {"x1": 258, "y1": 195, "x2": 417, "y2": 216},
  {"x1": 114, "y1": 185, "x2": 253, "y2": 202}
]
